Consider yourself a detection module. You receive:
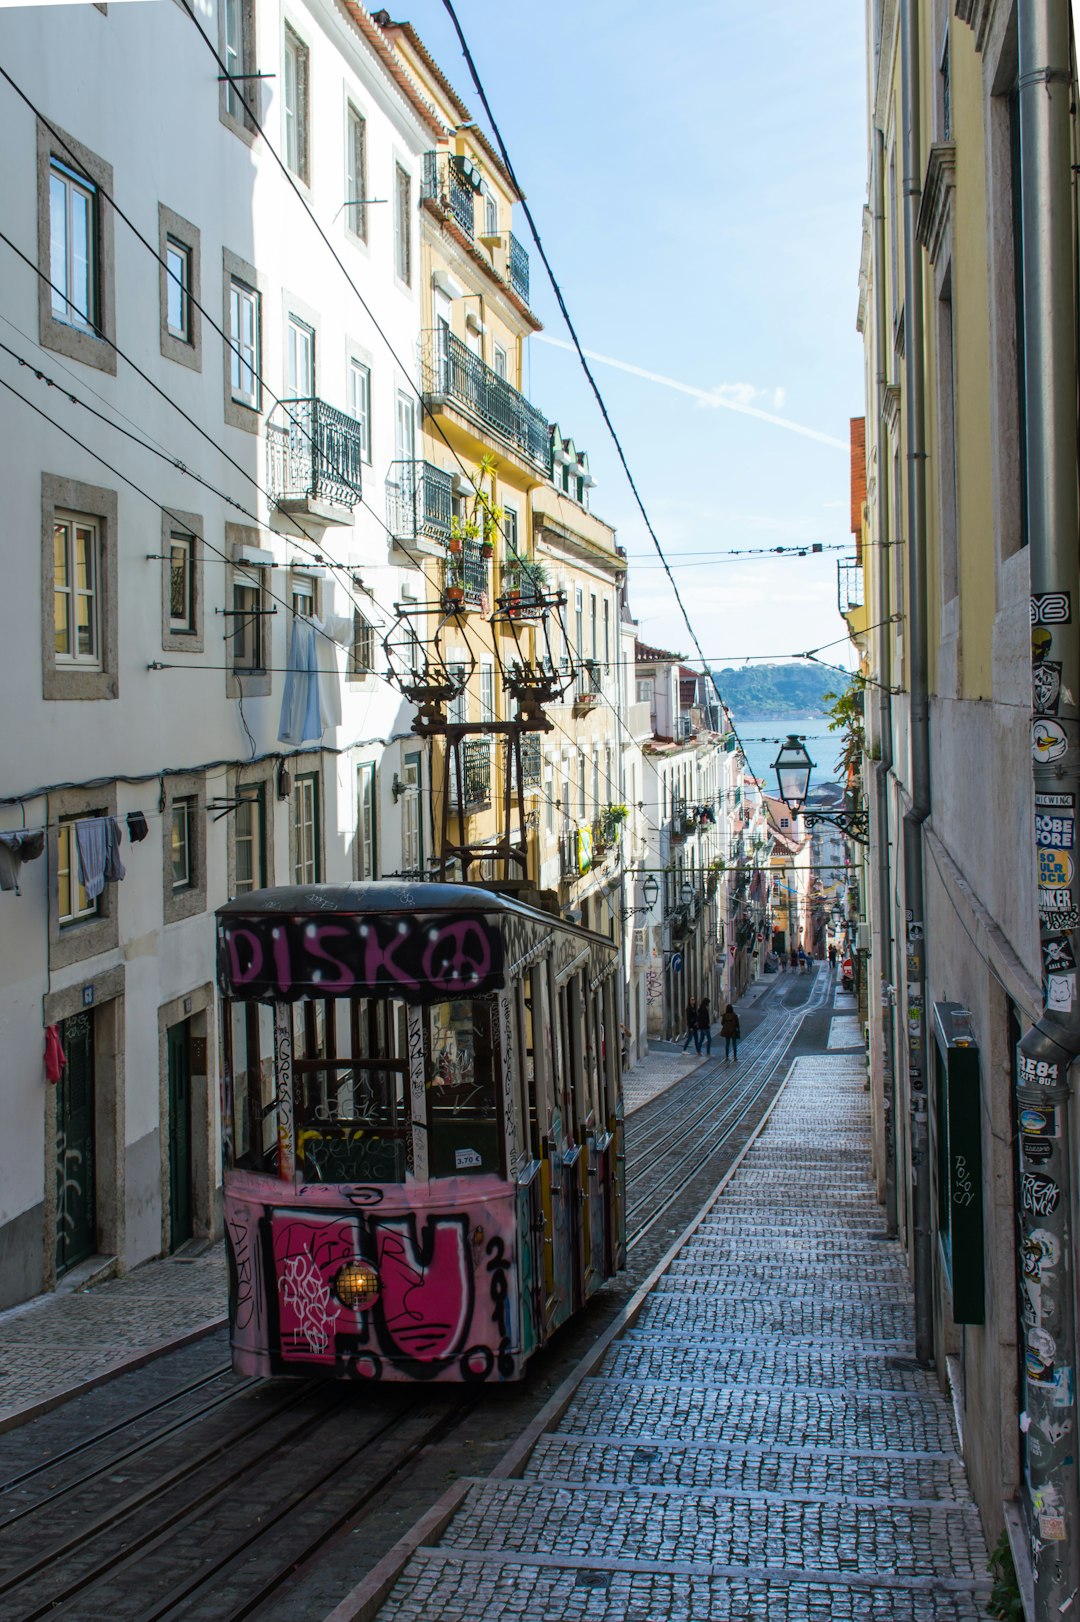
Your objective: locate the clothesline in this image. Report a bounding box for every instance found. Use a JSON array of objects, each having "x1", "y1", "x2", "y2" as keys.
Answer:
[{"x1": 0, "y1": 811, "x2": 150, "y2": 897}]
